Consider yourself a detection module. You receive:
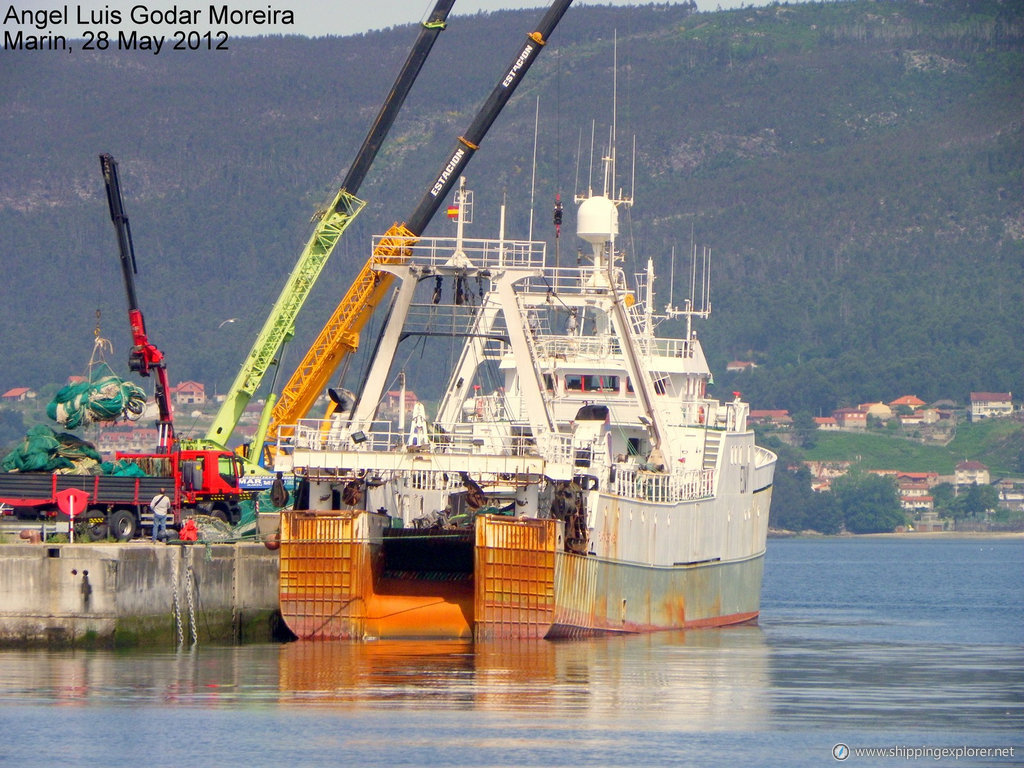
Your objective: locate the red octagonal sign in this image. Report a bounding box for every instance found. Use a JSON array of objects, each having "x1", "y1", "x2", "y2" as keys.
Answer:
[{"x1": 55, "y1": 488, "x2": 90, "y2": 518}]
